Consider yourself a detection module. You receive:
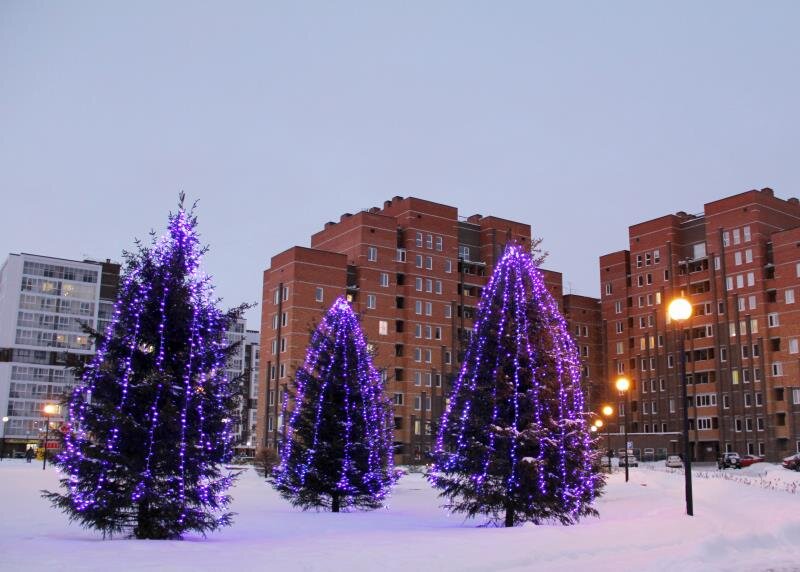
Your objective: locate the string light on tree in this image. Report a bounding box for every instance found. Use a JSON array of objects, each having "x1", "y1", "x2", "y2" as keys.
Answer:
[{"x1": 429, "y1": 243, "x2": 603, "y2": 527}]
